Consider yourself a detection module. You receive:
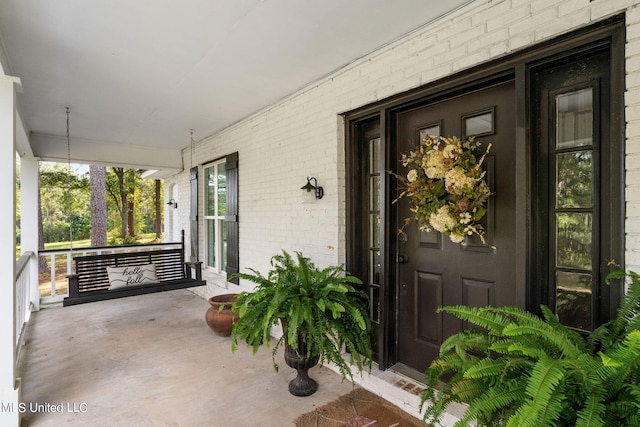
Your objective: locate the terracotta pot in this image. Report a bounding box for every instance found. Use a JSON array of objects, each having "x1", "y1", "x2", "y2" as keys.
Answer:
[{"x1": 205, "y1": 294, "x2": 239, "y2": 337}]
